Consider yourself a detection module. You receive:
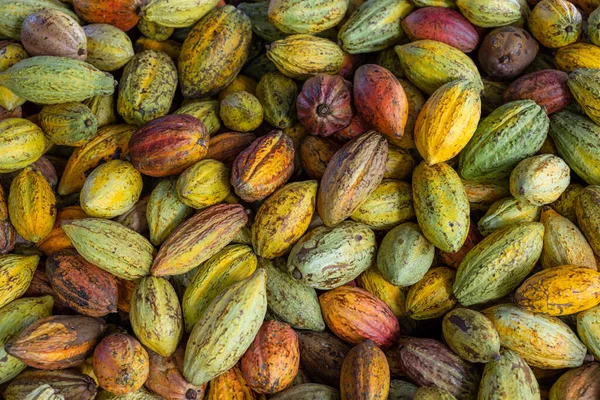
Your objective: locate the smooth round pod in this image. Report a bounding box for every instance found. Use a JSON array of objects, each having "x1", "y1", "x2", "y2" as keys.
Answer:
[
  {"x1": 442, "y1": 308, "x2": 501, "y2": 363},
  {"x1": 80, "y1": 160, "x2": 142, "y2": 218},
  {"x1": 528, "y1": 0, "x2": 582, "y2": 49},
  {"x1": 219, "y1": 91, "x2": 264, "y2": 132},
  {"x1": 83, "y1": 24, "x2": 134, "y2": 72},
  {"x1": 509, "y1": 154, "x2": 570, "y2": 206}
]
